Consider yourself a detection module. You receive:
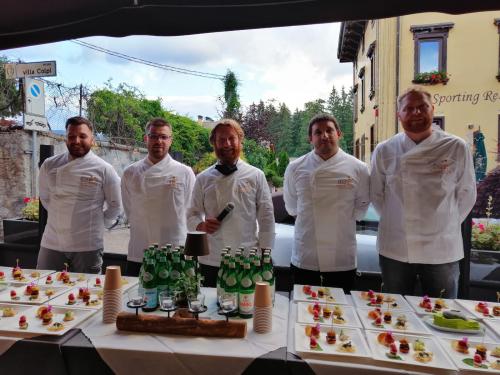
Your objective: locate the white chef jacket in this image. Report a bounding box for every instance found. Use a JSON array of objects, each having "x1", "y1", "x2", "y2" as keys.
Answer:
[
  {"x1": 370, "y1": 130, "x2": 476, "y2": 264},
  {"x1": 39, "y1": 151, "x2": 122, "y2": 252},
  {"x1": 284, "y1": 149, "x2": 370, "y2": 272},
  {"x1": 121, "y1": 155, "x2": 195, "y2": 262},
  {"x1": 187, "y1": 159, "x2": 275, "y2": 267}
]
